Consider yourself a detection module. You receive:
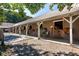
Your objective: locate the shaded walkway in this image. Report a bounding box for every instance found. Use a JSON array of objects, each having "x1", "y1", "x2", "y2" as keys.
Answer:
[
  {"x1": 1, "y1": 39, "x2": 79, "y2": 56},
  {"x1": 4, "y1": 33, "x2": 26, "y2": 44}
]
